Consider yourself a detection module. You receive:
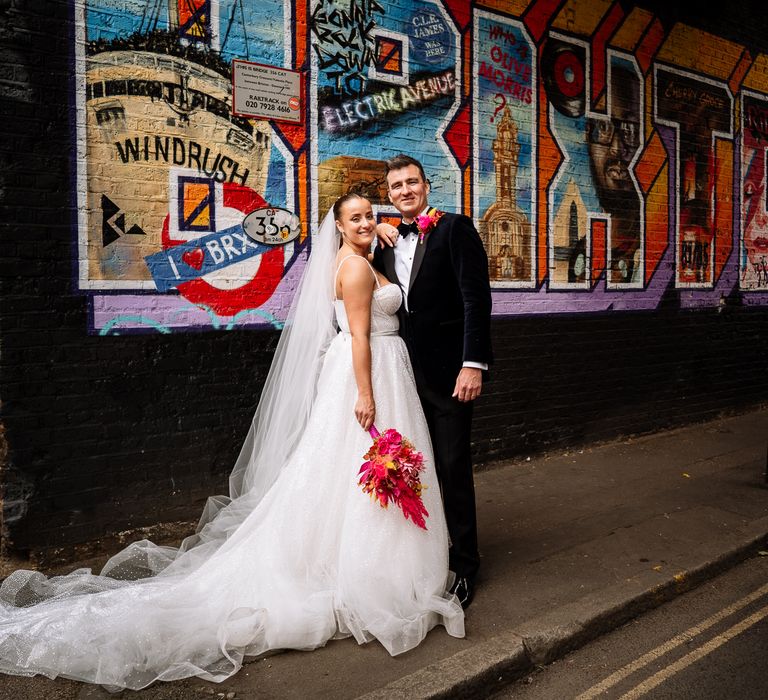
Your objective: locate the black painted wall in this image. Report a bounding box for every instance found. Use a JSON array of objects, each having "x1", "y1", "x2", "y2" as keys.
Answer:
[{"x1": 478, "y1": 308, "x2": 768, "y2": 462}]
